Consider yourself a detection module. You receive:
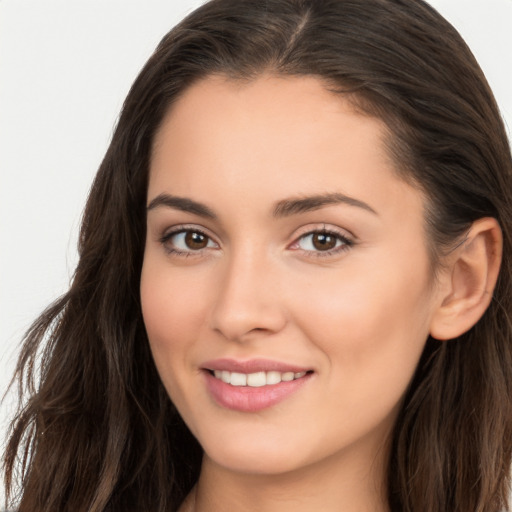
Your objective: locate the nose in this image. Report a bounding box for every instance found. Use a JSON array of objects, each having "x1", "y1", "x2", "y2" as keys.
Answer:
[{"x1": 209, "y1": 249, "x2": 287, "y2": 342}]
